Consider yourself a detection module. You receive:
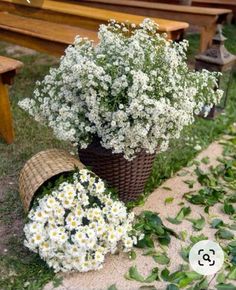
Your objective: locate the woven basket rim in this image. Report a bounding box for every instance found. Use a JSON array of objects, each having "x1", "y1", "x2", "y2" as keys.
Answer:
[{"x1": 19, "y1": 148, "x2": 84, "y2": 212}]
